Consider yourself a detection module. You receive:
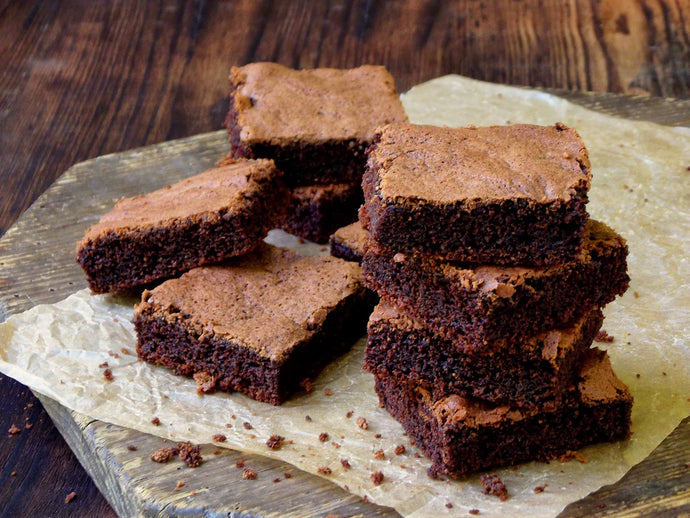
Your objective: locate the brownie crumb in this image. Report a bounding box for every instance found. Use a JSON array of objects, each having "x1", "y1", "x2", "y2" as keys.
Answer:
[
  {"x1": 151, "y1": 417, "x2": 161, "y2": 426},
  {"x1": 243, "y1": 421, "x2": 253, "y2": 430},
  {"x1": 375, "y1": 433, "x2": 382, "y2": 439},
  {"x1": 108, "y1": 350, "x2": 119, "y2": 358},
  {"x1": 299, "y1": 378, "x2": 314, "y2": 394},
  {"x1": 346, "y1": 411, "x2": 353, "y2": 418},
  {"x1": 213, "y1": 434, "x2": 227, "y2": 443},
  {"x1": 24, "y1": 422, "x2": 33, "y2": 430},
  {"x1": 126, "y1": 445, "x2": 138, "y2": 451},
  {"x1": 319, "y1": 432, "x2": 330, "y2": 442},
  {"x1": 151, "y1": 447, "x2": 178, "y2": 463},
  {"x1": 177, "y1": 442, "x2": 203, "y2": 468},
  {"x1": 445, "y1": 502, "x2": 453, "y2": 509},
  {"x1": 213, "y1": 450, "x2": 223, "y2": 455},
  {"x1": 534, "y1": 483, "x2": 548, "y2": 493},
  {"x1": 273, "y1": 477, "x2": 281, "y2": 483},
  {"x1": 598, "y1": 503, "x2": 606, "y2": 509},
  {"x1": 374, "y1": 449, "x2": 385, "y2": 460},
  {"x1": 595, "y1": 330, "x2": 614, "y2": 343},
  {"x1": 559, "y1": 450, "x2": 588, "y2": 463},
  {"x1": 64, "y1": 492, "x2": 77, "y2": 504},
  {"x1": 394, "y1": 444, "x2": 406, "y2": 455},
  {"x1": 8, "y1": 424, "x2": 20, "y2": 435},
  {"x1": 98, "y1": 362, "x2": 109, "y2": 368},
  {"x1": 634, "y1": 291, "x2": 639, "y2": 298},
  {"x1": 225, "y1": 423, "x2": 232, "y2": 428},
  {"x1": 284, "y1": 472, "x2": 292, "y2": 479},
  {"x1": 174, "y1": 480, "x2": 185, "y2": 491},
  {"x1": 371, "y1": 470, "x2": 384, "y2": 486},
  {"x1": 356, "y1": 417, "x2": 369, "y2": 429},
  {"x1": 103, "y1": 369, "x2": 114, "y2": 381},
  {"x1": 480, "y1": 473, "x2": 508, "y2": 501},
  {"x1": 235, "y1": 459, "x2": 245, "y2": 468},
  {"x1": 242, "y1": 467, "x2": 257, "y2": 480},
  {"x1": 469, "y1": 510, "x2": 480, "y2": 515},
  {"x1": 266, "y1": 434, "x2": 285, "y2": 450},
  {"x1": 332, "y1": 442, "x2": 341, "y2": 449},
  {"x1": 193, "y1": 371, "x2": 216, "y2": 394},
  {"x1": 317, "y1": 466, "x2": 332, "y2": 475},
  {"x1": 305, "y1": 415, "x2": 312, "y2": 422},
  {"x1": 120, "y1": 347, "x2": 130, "y2": 355},
  {"x1": 10, "y1": 471, "x2": 17, "y2": 477},
  {"x1": 341, "y1": 459, "x2": 351, "y2": 470},
  {"x1": 324, "y1": 388, "x2": 334, "y2": 396}
]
